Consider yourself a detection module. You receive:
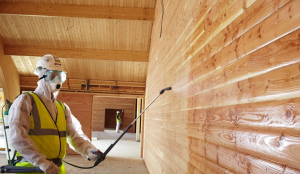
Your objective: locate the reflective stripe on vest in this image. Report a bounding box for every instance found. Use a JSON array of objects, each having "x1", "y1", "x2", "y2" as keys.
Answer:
[{"x1": 18, "y1": 93, "x2": 67, "y2": 159}]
